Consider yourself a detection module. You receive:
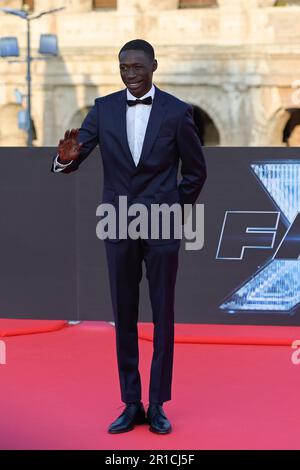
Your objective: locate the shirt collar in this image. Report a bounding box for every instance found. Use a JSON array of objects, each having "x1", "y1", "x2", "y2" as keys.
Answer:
[{"x1": 126, "y1": 84, "x2": 155, "y2": 101}]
